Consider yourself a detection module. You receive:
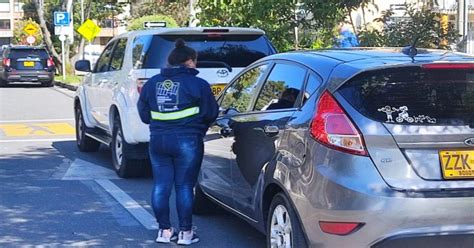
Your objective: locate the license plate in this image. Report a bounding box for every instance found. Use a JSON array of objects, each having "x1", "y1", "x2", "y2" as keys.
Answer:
[
  {"x1": 211, "y1": 84, "x2": 226, "y2": 96},
  {"x1": 439, "y1": 150, "x2": 474, "y2": 179},
  {"x1": 23, "y1": 61, "x2": 34, "y2": 67}
]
